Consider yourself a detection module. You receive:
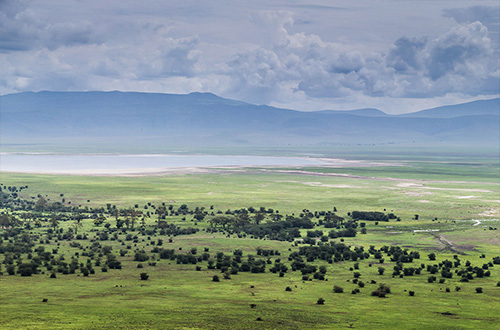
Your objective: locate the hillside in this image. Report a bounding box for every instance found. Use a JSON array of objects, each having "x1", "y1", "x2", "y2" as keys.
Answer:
[
  {"x1": 398, "y1": 99, "x2": 500, "y2": 118},
  {"x1": 1, "y1": 91, "x2": 498, "y2": 148}
]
